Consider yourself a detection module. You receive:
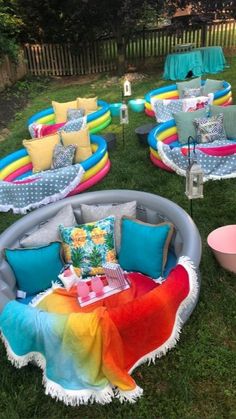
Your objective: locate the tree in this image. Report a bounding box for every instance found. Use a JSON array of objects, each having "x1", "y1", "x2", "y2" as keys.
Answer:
[
  {"x1": 15, "y1": 0, "x2": 167, "y2": 74},
  {"x1": 0, "y1": 0, "x2": 23, "y2": 61},
  {"x1": 12, "y1": 0, "x2": 236, "y2": 73}
]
